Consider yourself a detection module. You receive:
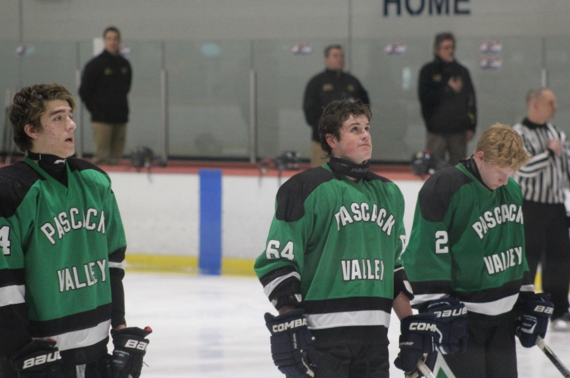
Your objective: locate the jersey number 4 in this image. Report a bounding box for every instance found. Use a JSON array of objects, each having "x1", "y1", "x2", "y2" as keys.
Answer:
[
  {"x1": 0, "y1": 226, "x2": 11, "y2": 256},
  {"x1": 266, "y1": 240, "x2": 295, "y2": 260}
]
